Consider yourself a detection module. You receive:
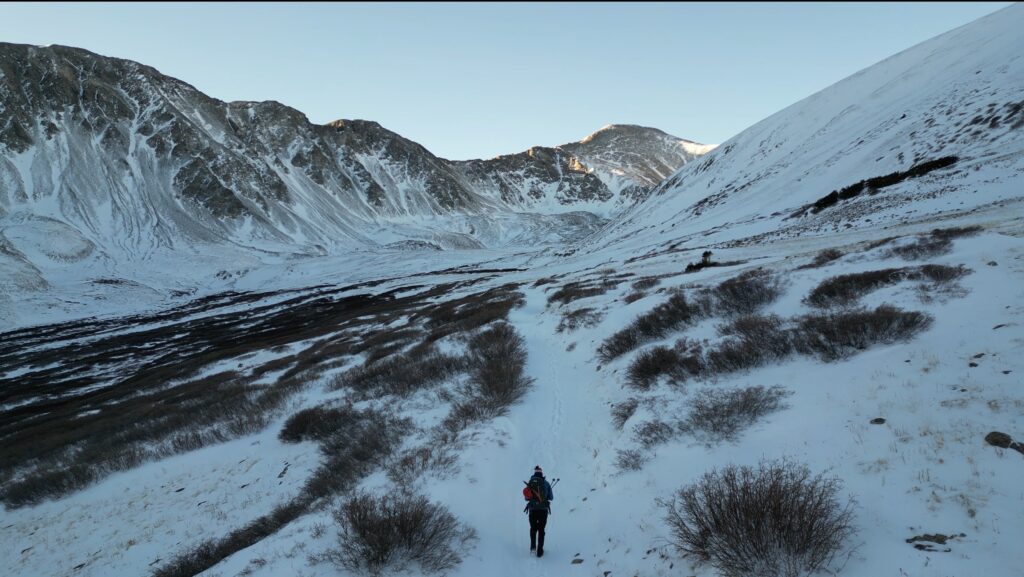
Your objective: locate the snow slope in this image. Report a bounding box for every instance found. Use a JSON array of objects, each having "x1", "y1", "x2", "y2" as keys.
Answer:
[{"x1": 583, "y1": 3, "x2": 1024, "y2": 259}]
